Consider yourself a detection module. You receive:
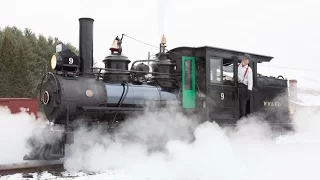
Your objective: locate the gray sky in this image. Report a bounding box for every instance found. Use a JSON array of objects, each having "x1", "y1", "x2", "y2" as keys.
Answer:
[{"x1": 1, "y1": 0, "x2": 320, "y2": 89}]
